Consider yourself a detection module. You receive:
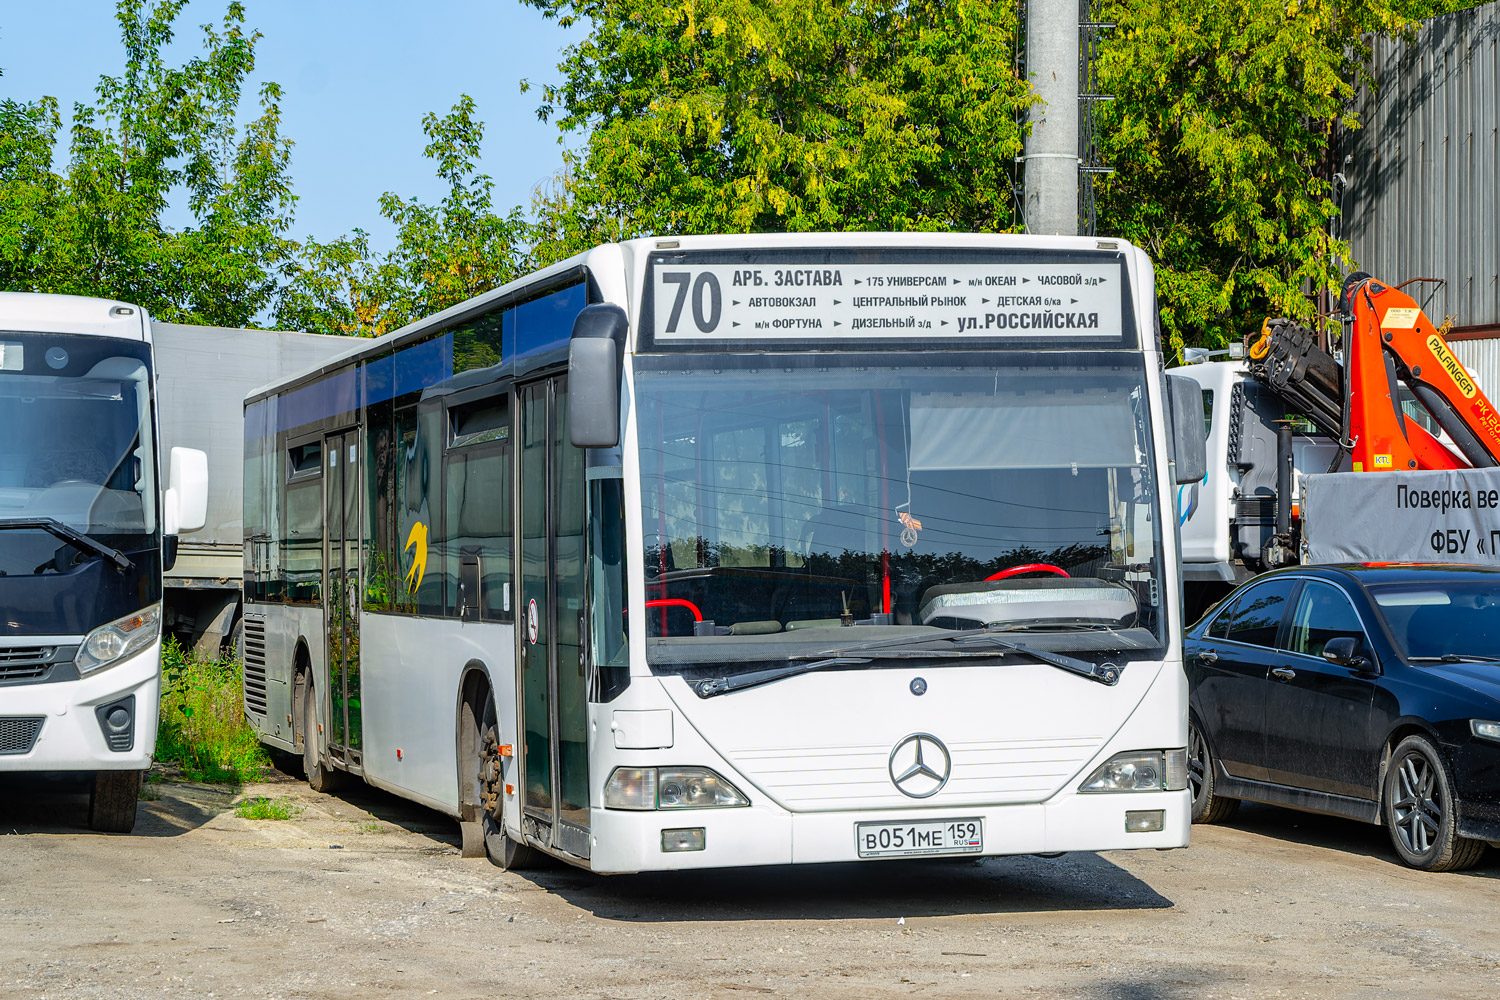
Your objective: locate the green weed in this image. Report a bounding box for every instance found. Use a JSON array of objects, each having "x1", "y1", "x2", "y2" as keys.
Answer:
[
  {"x1": 138, "y1": 783, "x2": 162, "y2": 801},
  {"x1": 155, "y1": 637, "x2": 272, "y2": 783},
  {"x1": 357, "y1": 820, "x2": 383, "y2": 834},
  {"x1": 234, "y1": 796, "x2": 300, "y2": 821}
]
